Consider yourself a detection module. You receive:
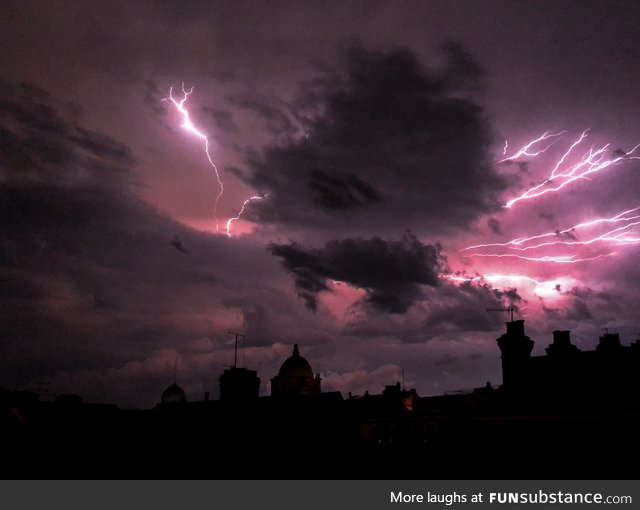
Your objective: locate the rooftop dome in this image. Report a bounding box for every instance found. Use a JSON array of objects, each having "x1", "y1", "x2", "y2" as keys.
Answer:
[
  {"x1": 278, "y1": 344, "x2": 313, "y2": 379},
  {"x1": 161, "y1": 383, "x2": 186, "y2": 404}
]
